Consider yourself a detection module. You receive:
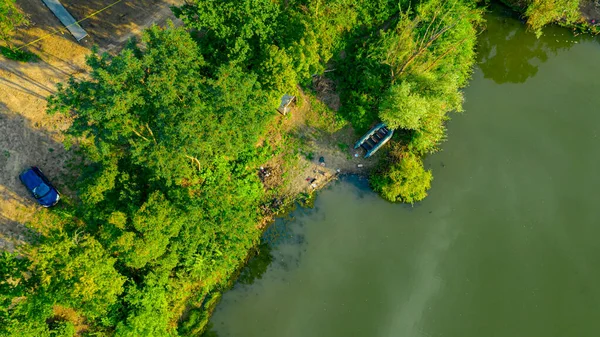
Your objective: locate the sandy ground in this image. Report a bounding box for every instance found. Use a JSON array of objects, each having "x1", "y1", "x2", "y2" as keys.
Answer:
[
  {"x1": 0, "y1": 0, "x2": 183, "y2": 251},
  {"x1": 580, "y1": 0, "x2": 600, "y2": 23},
  {"x1": 259, "y1": 83, "x2": 383, "y2": 213}
]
